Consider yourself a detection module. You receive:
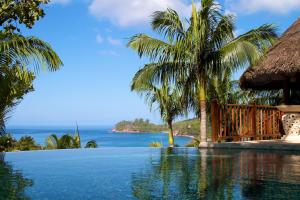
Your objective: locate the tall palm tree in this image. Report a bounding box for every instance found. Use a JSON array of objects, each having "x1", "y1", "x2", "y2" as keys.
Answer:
[
  {"x1": 132, "y1": 73, "x2": 184, "y2": 147},
  {"x1": 128, "y1": 0, "x2": 277, "y2": 143}
]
